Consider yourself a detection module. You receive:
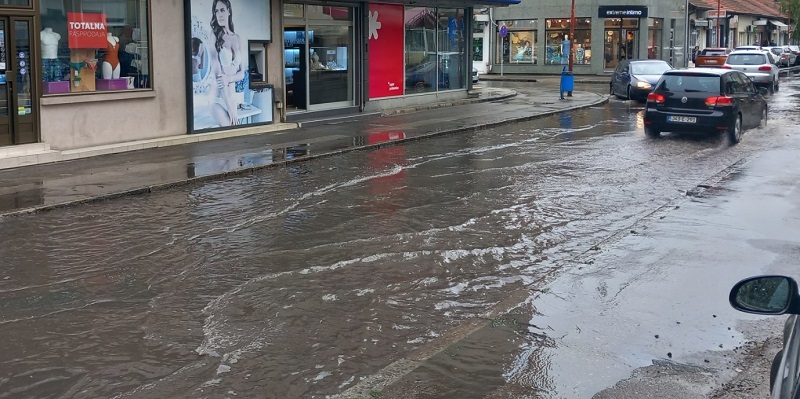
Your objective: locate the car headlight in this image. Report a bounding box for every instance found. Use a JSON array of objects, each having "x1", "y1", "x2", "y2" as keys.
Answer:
[{"x1": 635, "y1": 81, "x2": 652, "y2": 89}]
